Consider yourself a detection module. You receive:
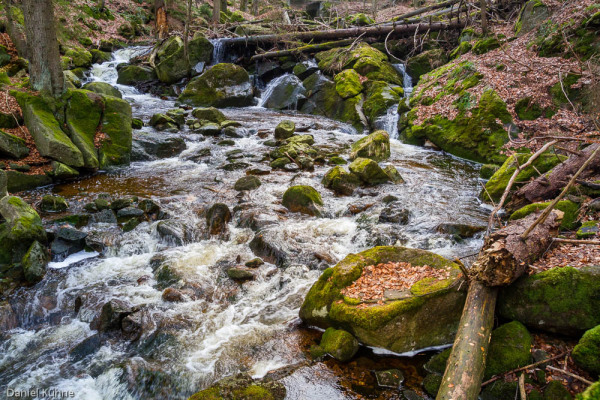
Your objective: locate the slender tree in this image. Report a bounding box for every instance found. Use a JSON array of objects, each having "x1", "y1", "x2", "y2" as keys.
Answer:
[
  {"x1": 213, "y1": 0, "x2": 221, "y2": 22},
  {"x1": 480, "y1": 0, "x2": 488, "y2": 35},
  {"x1": 239, "y1": 0, "x2": 248, "y2": 12},
  {"x1": 251, "y1": 0, "x2": 260, "y2": 16},
  {"x1": 183, "y1": 0, "x2": 192, "y2": 74},
  {"x1": 155, "y1": 0, "x2": 169, "y2": 39},
  {"x1": 98, "y1": 0, "x2": 106, "y2": 11},
  {"x1": 21, "y1": 0, "x2": 64, "y2": 96},
  {"x1": 221, "y1": 0, "x2": 227, "y2": 14}
]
